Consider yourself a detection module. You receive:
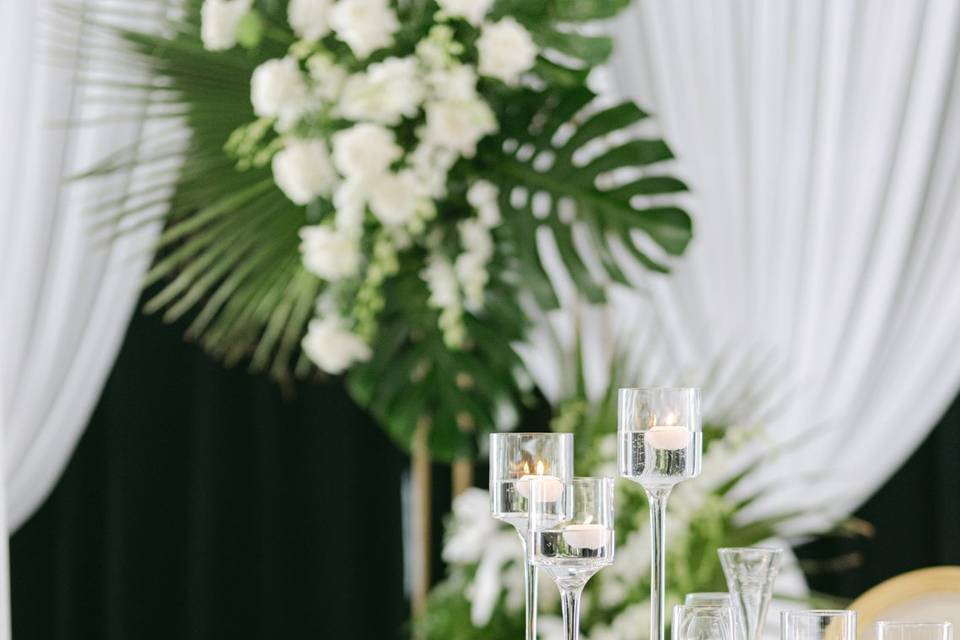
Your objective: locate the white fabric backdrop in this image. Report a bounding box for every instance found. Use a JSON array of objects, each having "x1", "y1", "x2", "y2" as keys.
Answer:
[
  {"x1": 0, "y1": 1, "x2": 165, "y2": 636},
  {"x1": 589, "y1": 0, "x2": 960, "y2": 528}
]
